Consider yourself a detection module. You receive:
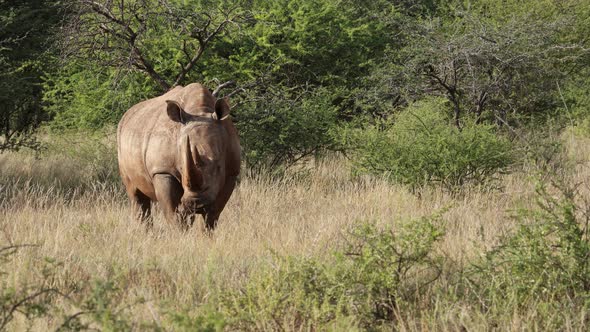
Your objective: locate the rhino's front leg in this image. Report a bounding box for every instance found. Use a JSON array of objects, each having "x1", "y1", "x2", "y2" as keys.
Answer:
[
  {"x1": 204, "y1": 175, "x2": 238, "y2": 231},
  {"x1": 153, "y1": 174, "x2": 186, "y2": 228}
]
